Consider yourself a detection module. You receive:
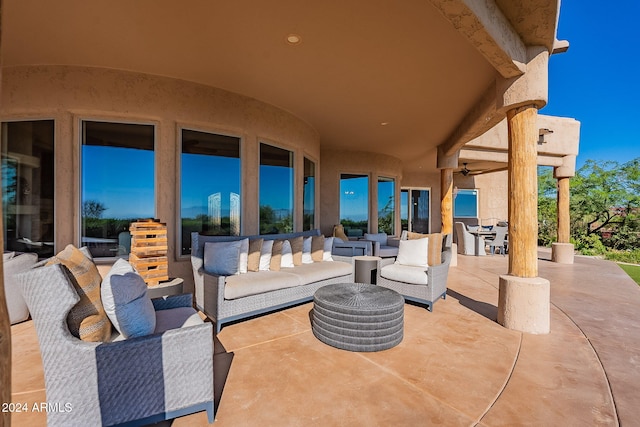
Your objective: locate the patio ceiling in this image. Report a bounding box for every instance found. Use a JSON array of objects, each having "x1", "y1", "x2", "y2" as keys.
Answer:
[{"x1": 2, "y1": 0, "x2": 559, "y2": 173}]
